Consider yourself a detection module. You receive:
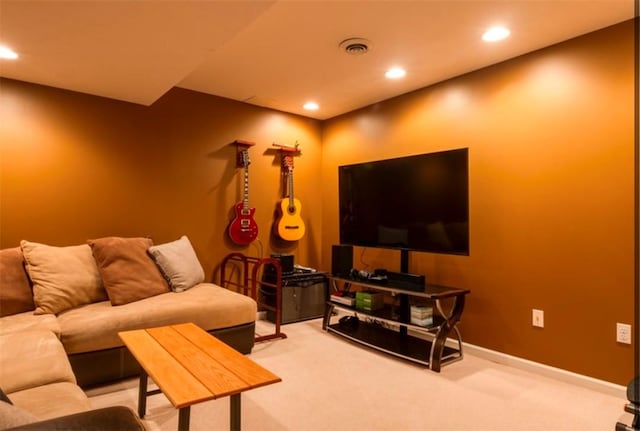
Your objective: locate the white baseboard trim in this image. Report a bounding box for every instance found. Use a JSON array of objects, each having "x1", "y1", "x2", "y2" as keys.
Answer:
[
  {"x1": 462, "y1": 341, "x2": 626, "y2": 398},
  {"x1": 329, "y1": 314, "x2": 626, "y2": 397}
]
